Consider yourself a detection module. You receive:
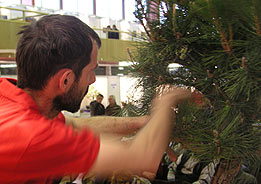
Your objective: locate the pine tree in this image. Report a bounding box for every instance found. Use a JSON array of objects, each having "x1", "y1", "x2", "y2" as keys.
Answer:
[{"x1": 126, "y1": 0, "x2": 261, "y2": 183}]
